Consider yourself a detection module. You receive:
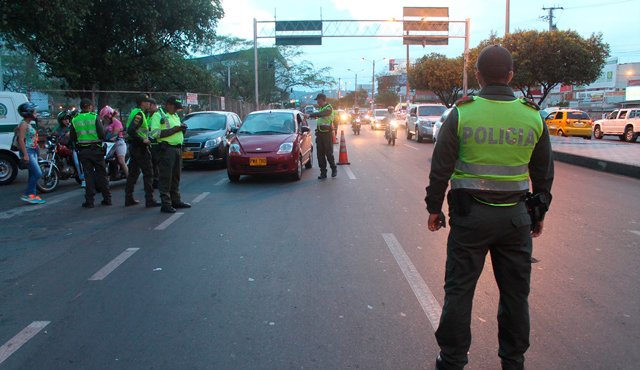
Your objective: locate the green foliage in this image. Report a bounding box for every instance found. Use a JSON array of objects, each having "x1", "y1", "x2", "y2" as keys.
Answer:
[
  {"x1": 408, "y1": 53, "x2": 464, "y2": 108},
  {"x1": 337, "y1": 89, "x2": 368, "y2": 108},
  {"x1": 0, "y1": 0, "x2": 224, "y2": 101},
  {"x1": 375, "y1": 90, "x2": 400, "y2": 107},
  {"x1": 0, "y1": 45, "x2": 60, "y2": 92},
  {"x1": 468, "y1": 30, "x2": 610, "y2": 105}
]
